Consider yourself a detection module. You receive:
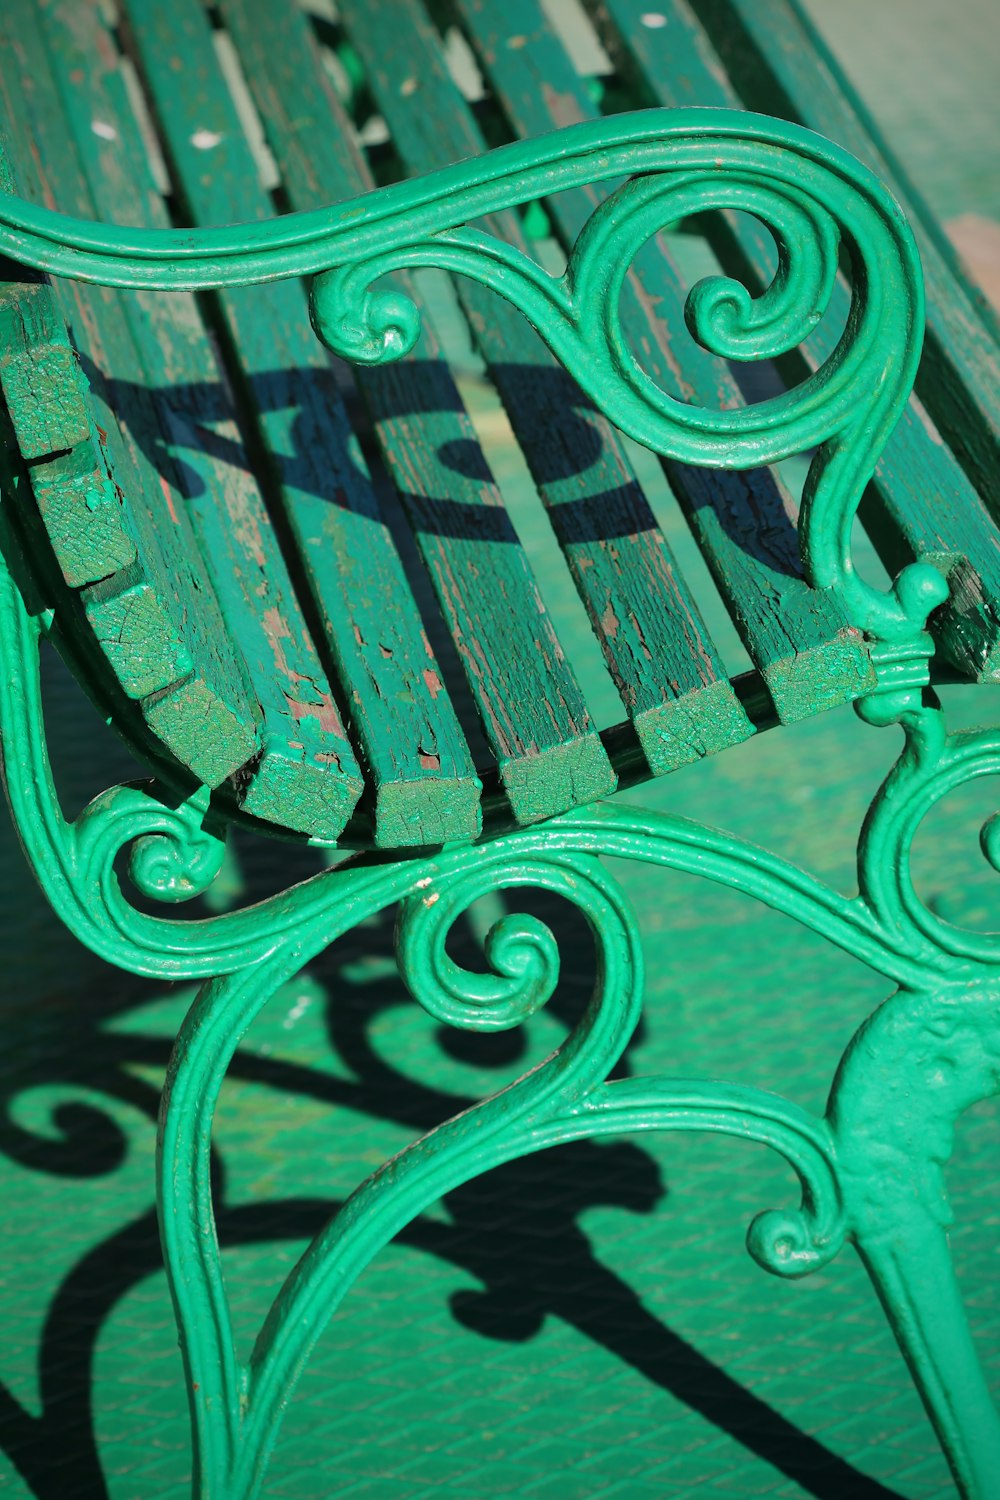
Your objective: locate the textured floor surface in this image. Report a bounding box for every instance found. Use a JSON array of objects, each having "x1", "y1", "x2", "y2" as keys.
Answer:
[{"x1": 2, "y1": 2, "x2": 1000, "y2": 1497}]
